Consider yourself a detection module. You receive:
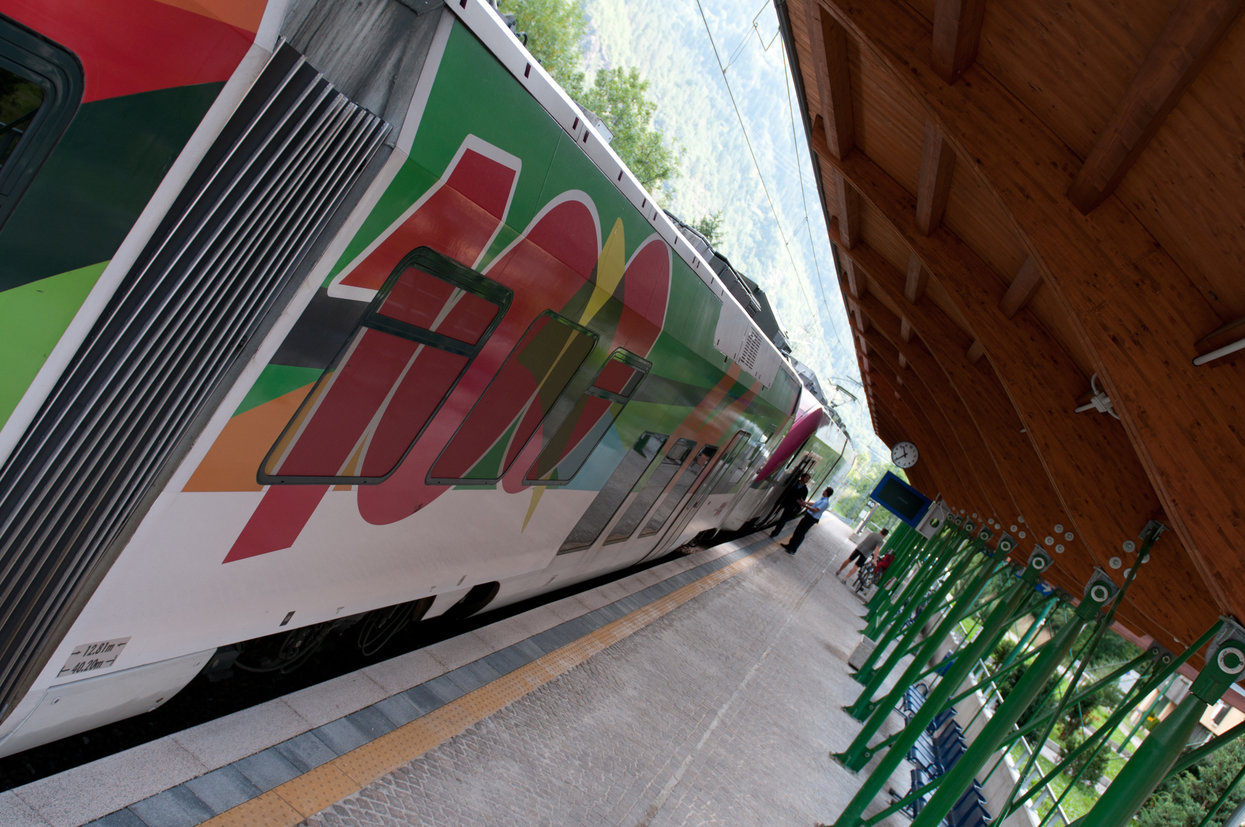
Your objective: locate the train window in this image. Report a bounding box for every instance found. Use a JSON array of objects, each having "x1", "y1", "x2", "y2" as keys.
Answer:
[
  {"x1": 558, "y1": 431, "x2": 668, "y2": 553},
  {"x1": 640, "y1": 443, "x2": 717, "y2": 537},
  {"x1": 775, "y1": 369, "x2": 801, "y2": 417},
  {"x1": 0, "y1": 67, "x2": 42, "y2": 166},
  {"x1": 430, "y1": 311, "x2": 595, "y2": 483},
  {"x1": 710, "y1": 432, "x2": 754, "y2": 495},
  {"x1": 605, "y1": 437, "x2": 696, "y2": 543},
  {"x1": 0, "y1": 21, "x2": 81, "y2": 229},
  {"x1": 260, "y1": 248, "x2": 510, "y2": 483},
  {"x1": 524, "y1": 348, "x2": 650, "y2": 485}
]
